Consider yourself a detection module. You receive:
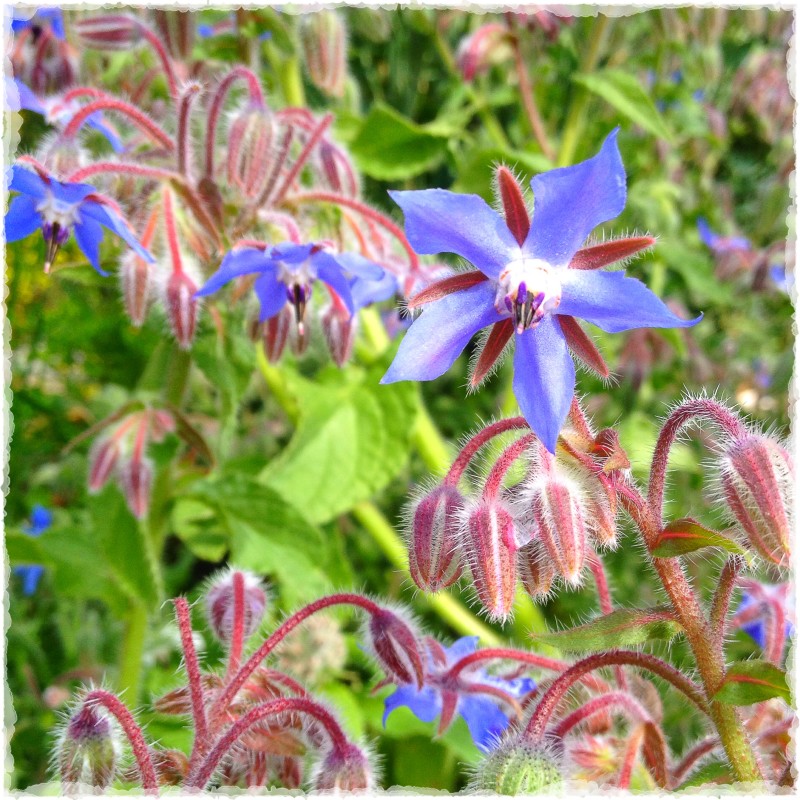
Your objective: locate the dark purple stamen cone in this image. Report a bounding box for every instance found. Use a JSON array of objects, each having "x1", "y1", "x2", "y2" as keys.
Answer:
[
  {"x1": 205, "y1": 569, "x2": 269, "y2": 644},
  {"x1": 368, "y1": 608, "x2": 425, "y2": 688},
  {"x1": 321, "y1": 304, "x2": 356, "y2": 367},
  {"x1": 59, "y1": 704, "x2": 118, "y2": 790},
  {"x1": 313, "y1": 743, "x2": 373, "y2": 792},
  {"x1": 408, "y1": 484, "x2": 464, "y2": 593},
  {"x1": 720, "y1": 434, "x2": 793, "y2": 566},
  {"x1": 519, "y1": 539, "x2": 556, "y2": 600},
  {"x1": 463, "y1": 499, "x2": 518, "y2": 622}
]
